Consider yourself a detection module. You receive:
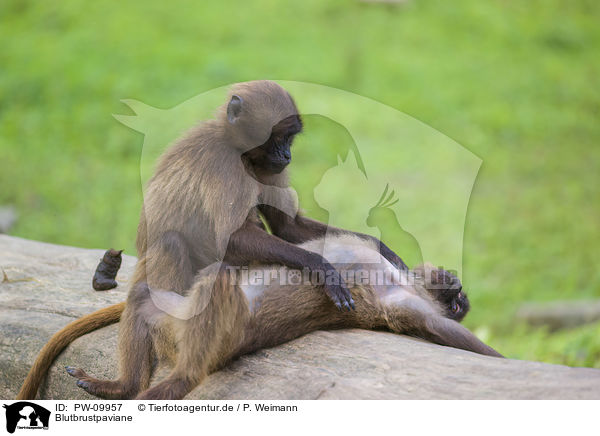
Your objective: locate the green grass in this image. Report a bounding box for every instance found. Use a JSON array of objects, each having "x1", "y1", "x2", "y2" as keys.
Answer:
[{"x1": 1, "y1": 0, "x2": 599, "y2": 367}]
